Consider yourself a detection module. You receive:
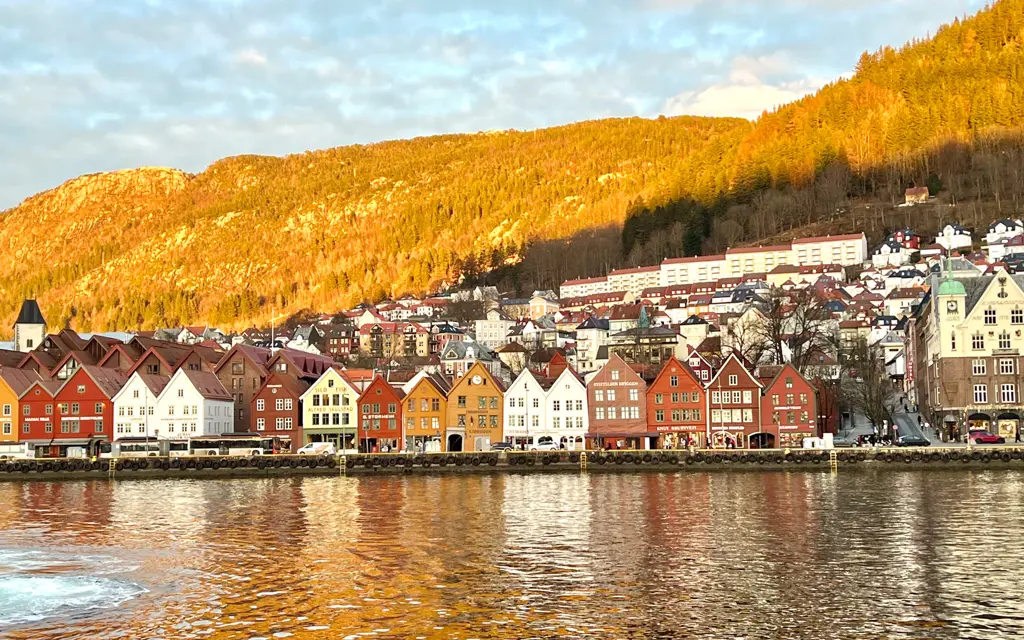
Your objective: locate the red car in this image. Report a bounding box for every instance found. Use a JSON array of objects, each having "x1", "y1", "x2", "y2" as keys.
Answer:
[{"x1": 969, "y1": 430, "x2": 1006, "y2": 445}]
